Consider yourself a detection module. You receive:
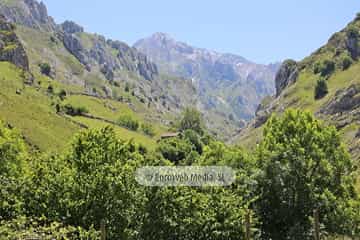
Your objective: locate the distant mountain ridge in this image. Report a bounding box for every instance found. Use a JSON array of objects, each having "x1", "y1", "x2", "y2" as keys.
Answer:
[
  {"x1": 0, "y1": 0, "x2": 279, "y2": 140},
  {"x1": 134, "y1": 32, "x2": 280, "y2": 122}
]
